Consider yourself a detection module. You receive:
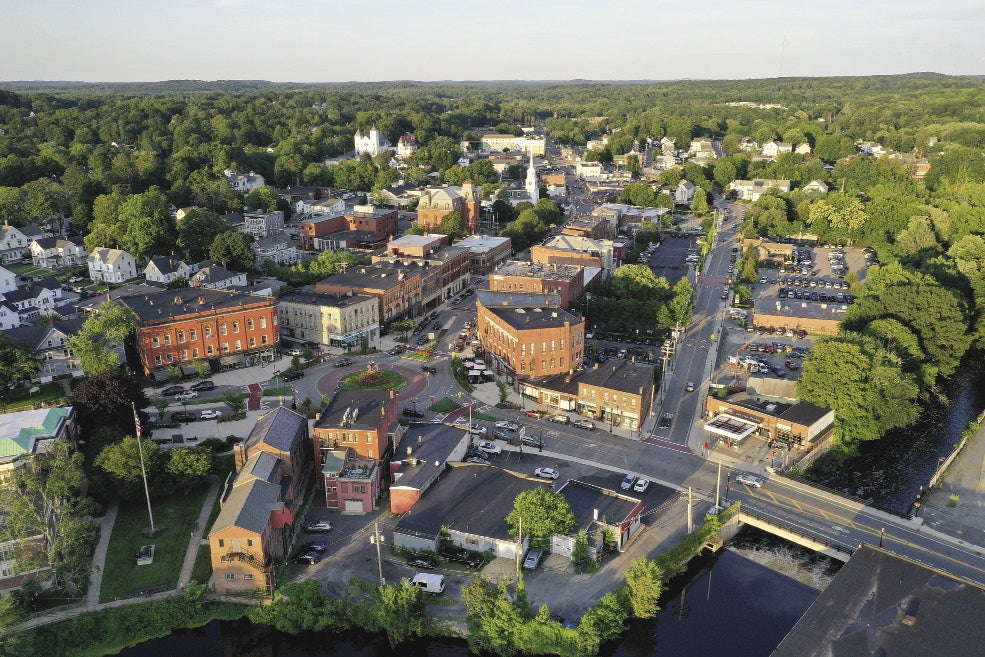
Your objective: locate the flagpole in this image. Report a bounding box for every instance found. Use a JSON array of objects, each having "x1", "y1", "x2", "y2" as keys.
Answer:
[{"x1": 133, "y1": 402, "x2": 156, "y2": 533}]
